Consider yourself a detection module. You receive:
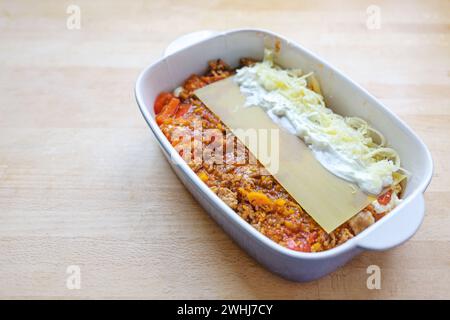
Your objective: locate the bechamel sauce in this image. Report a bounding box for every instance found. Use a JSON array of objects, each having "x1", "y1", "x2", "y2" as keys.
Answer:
[{"x1": 234, "y1": 64, "x2": 398, "y2": 195}]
